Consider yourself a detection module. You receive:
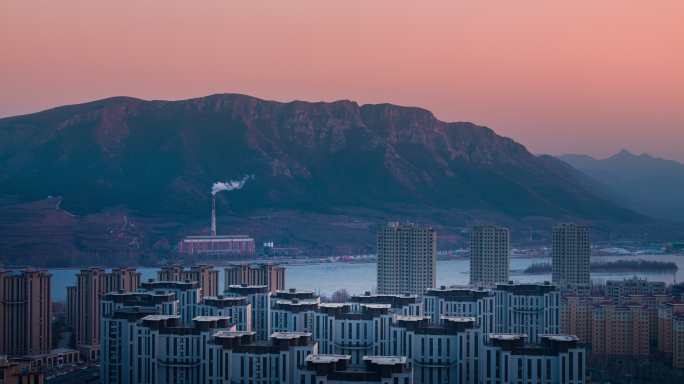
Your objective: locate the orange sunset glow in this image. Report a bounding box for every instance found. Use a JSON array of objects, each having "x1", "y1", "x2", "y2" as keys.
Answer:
[{"x1": 1, "y1": 0, "x2": 683, "y2": 160}]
